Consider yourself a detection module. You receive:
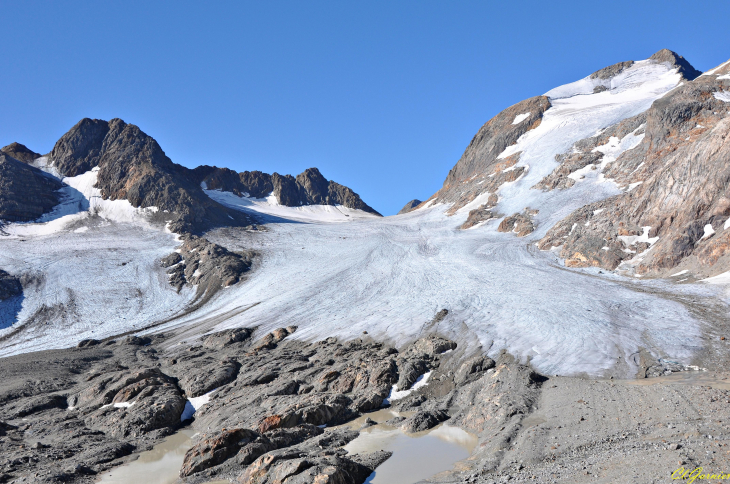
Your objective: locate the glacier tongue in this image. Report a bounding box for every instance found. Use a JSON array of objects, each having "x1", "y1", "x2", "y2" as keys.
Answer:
[{"x1": 154, "y1": 206, "x2": 707, "y2": 378}]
